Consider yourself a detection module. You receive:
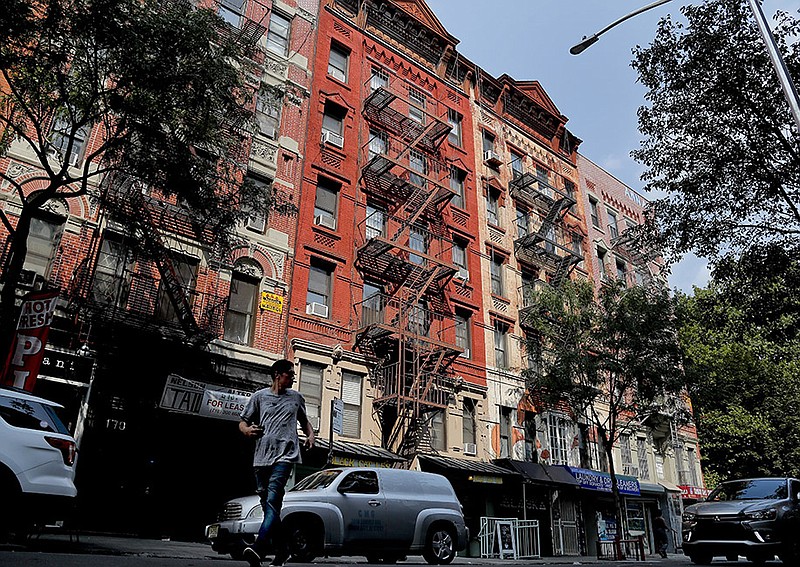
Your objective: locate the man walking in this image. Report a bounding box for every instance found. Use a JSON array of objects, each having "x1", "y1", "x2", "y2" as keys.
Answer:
[{"x1": 239, "y1": 359, "x2": 315, "y2": 567}]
